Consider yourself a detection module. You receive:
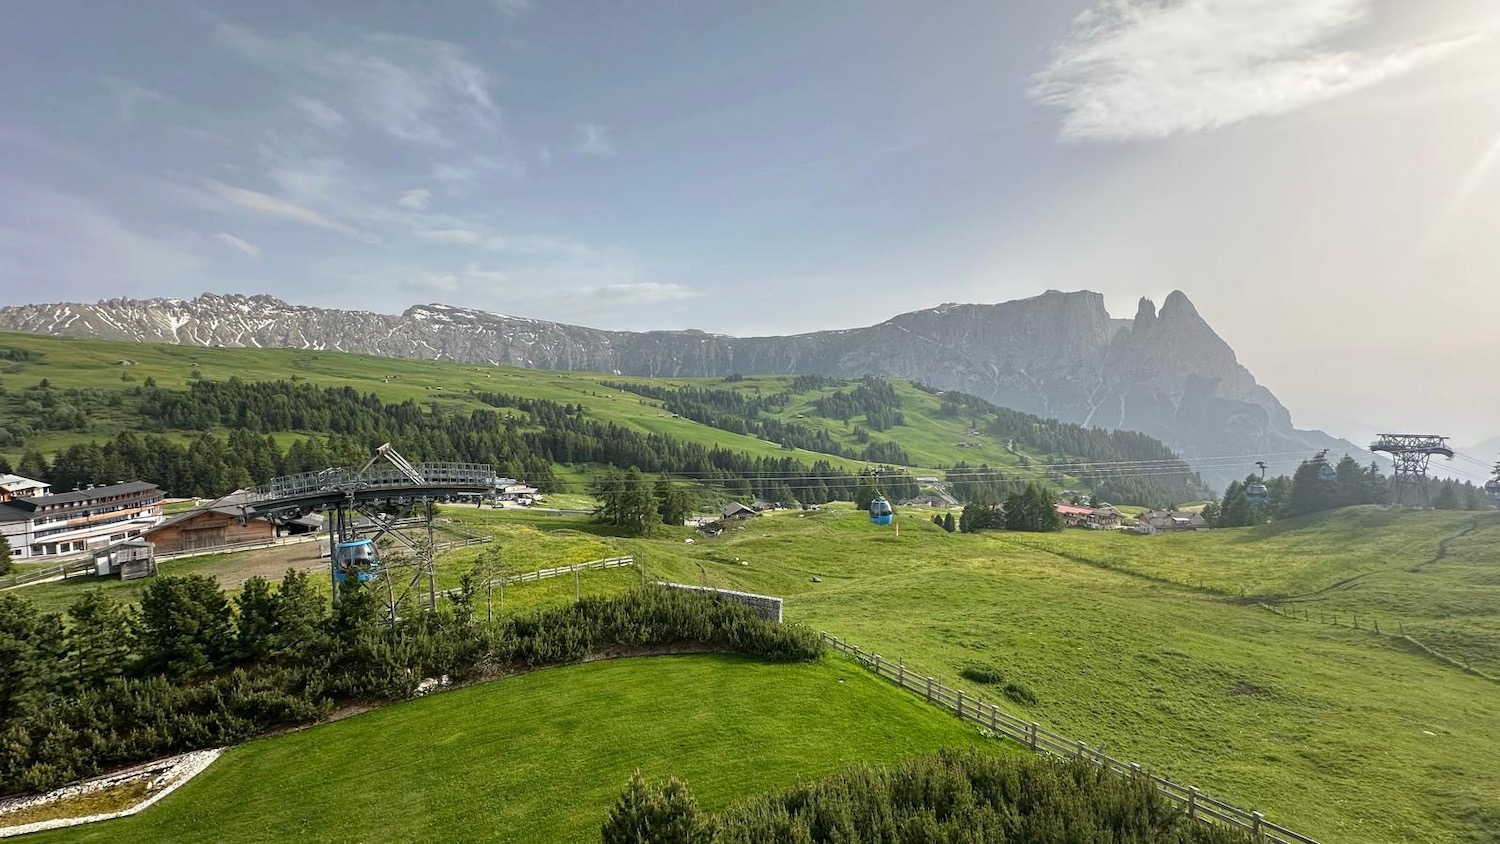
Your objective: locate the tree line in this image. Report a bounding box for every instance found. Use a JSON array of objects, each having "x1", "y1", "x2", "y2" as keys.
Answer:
[
  {"x1": 1206, "y1": 453, "x2": 1494, "y2": 527},
  {"x1": 0, "y1": 579, "x2": 820, "y2": 796}
]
